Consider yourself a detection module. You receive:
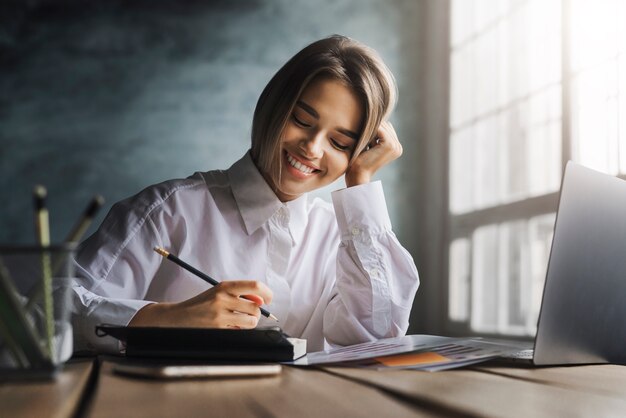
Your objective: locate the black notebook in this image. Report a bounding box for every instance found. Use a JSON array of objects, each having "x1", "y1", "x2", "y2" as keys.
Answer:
[{"x1": 95, "y1": 325, "x2": 307, "y2": 362}]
